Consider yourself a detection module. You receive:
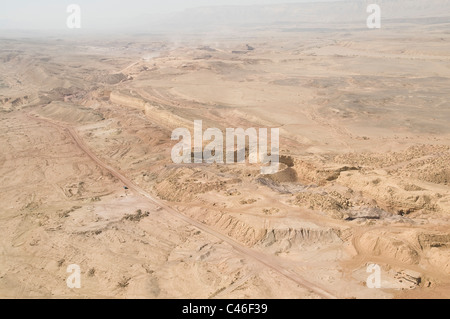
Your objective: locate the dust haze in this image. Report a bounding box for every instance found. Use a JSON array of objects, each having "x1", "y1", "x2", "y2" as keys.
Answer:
[{"x1": 0, "y1": 0, "x2": 449, "y2": 299}]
